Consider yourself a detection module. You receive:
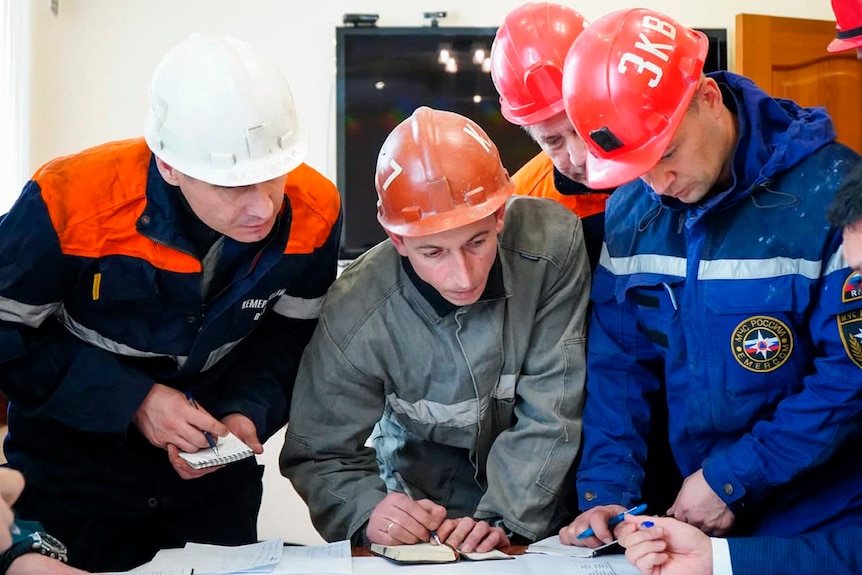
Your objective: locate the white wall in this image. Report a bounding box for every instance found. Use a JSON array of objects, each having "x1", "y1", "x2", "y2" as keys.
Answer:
[{"x1": 27, "y1": 0, "x2": 836, "y2": 545}]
